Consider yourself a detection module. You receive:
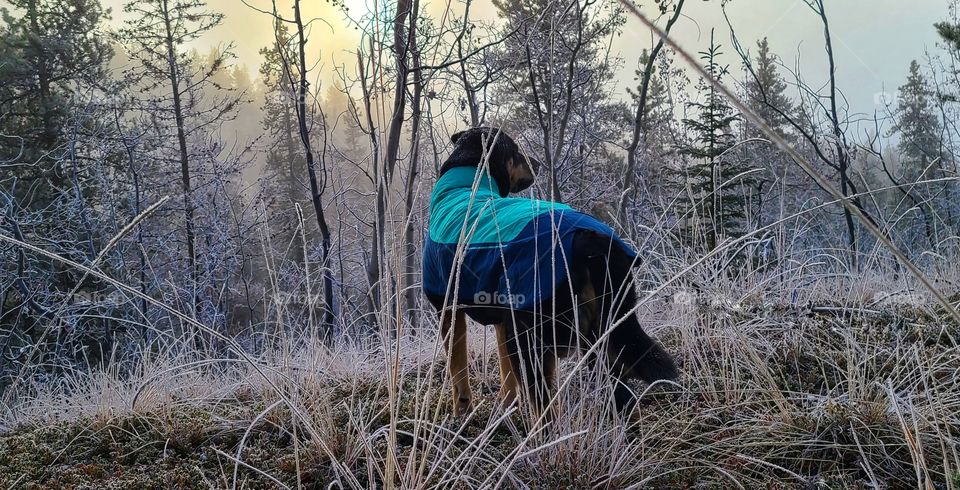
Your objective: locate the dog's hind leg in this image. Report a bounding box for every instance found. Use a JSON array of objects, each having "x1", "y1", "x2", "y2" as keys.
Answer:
[
  {"x1": 574, "y1": 232, "x2": 679, "y2": 415},
  {"x1": 604, "y1": 283, "x2": 678, "y2": 415},
  {"x1": 495, "y1": 323, "x2": 519, "y2": 406},
  {"x1": 505, "y1": 323, "x2": 557, "y2": 425},
  {"x1": 440, "y1": 309, "x2": 473, "y2": 415},
  {"x1": 576, "y1": 270, "x2": 641, "y2": 415}
]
